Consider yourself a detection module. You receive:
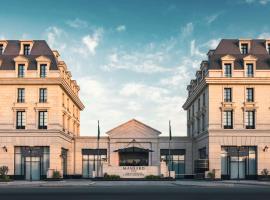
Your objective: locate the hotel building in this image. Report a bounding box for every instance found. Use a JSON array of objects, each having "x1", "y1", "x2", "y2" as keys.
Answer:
[
  {"x1": 1, "y1": 39, "x2": 270, "y2": 181},
  {"x1": 183, "y1": 39, "x2": 270, "y2": 179},
  {"x1": 0, "y1": 40, "x2": 191, "y2": 180}
]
